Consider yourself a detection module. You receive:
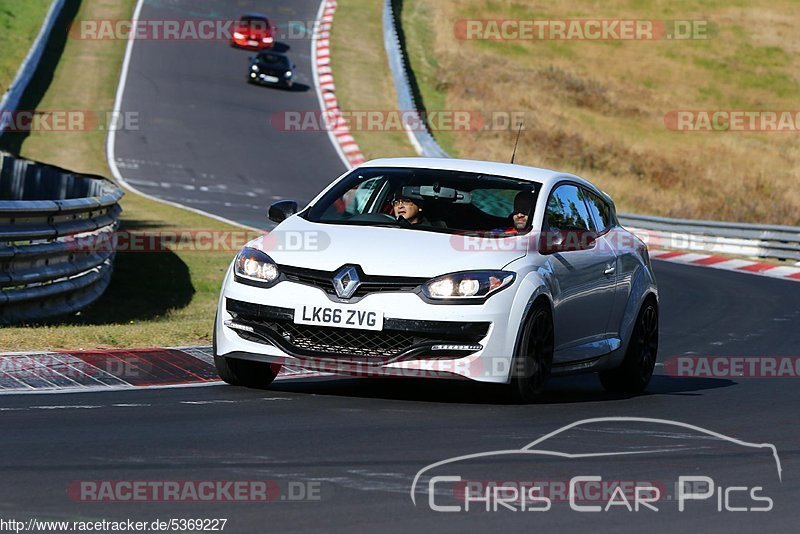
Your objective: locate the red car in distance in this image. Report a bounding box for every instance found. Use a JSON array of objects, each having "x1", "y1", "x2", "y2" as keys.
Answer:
[{"x1": 231, "y1": 13, "x2": 275, "y2": 50}]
